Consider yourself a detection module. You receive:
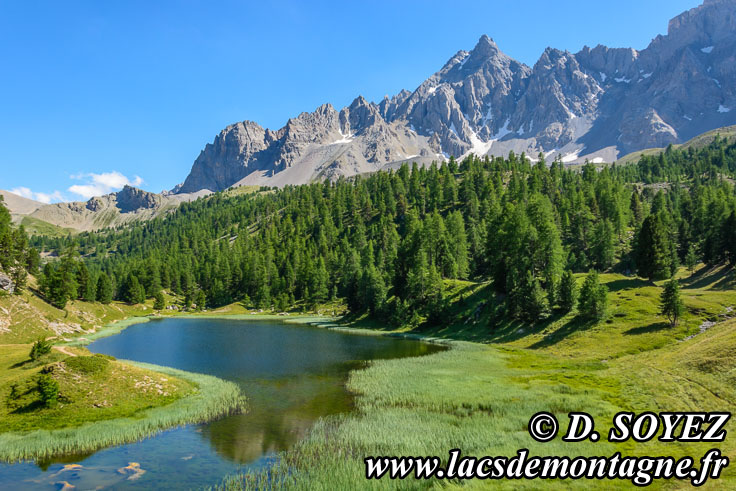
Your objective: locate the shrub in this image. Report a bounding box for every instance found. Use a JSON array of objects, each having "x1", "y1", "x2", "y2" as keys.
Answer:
[
  {"x1": 578, "y1": 270, "x2": 609, "y2": 321},
  {"x1": 29, "y1": 338, "x2": 53, "y2": 361},
  {"x1": 36, "y1": 374, "x2": 59, "y2": 408}
]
